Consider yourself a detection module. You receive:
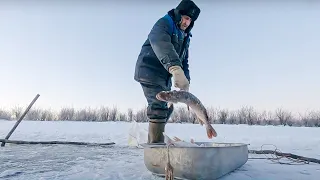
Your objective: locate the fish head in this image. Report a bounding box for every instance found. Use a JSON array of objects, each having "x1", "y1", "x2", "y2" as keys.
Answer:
[{"x1": 156, "y1": 90, "x2": 179, "y2": 103}]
